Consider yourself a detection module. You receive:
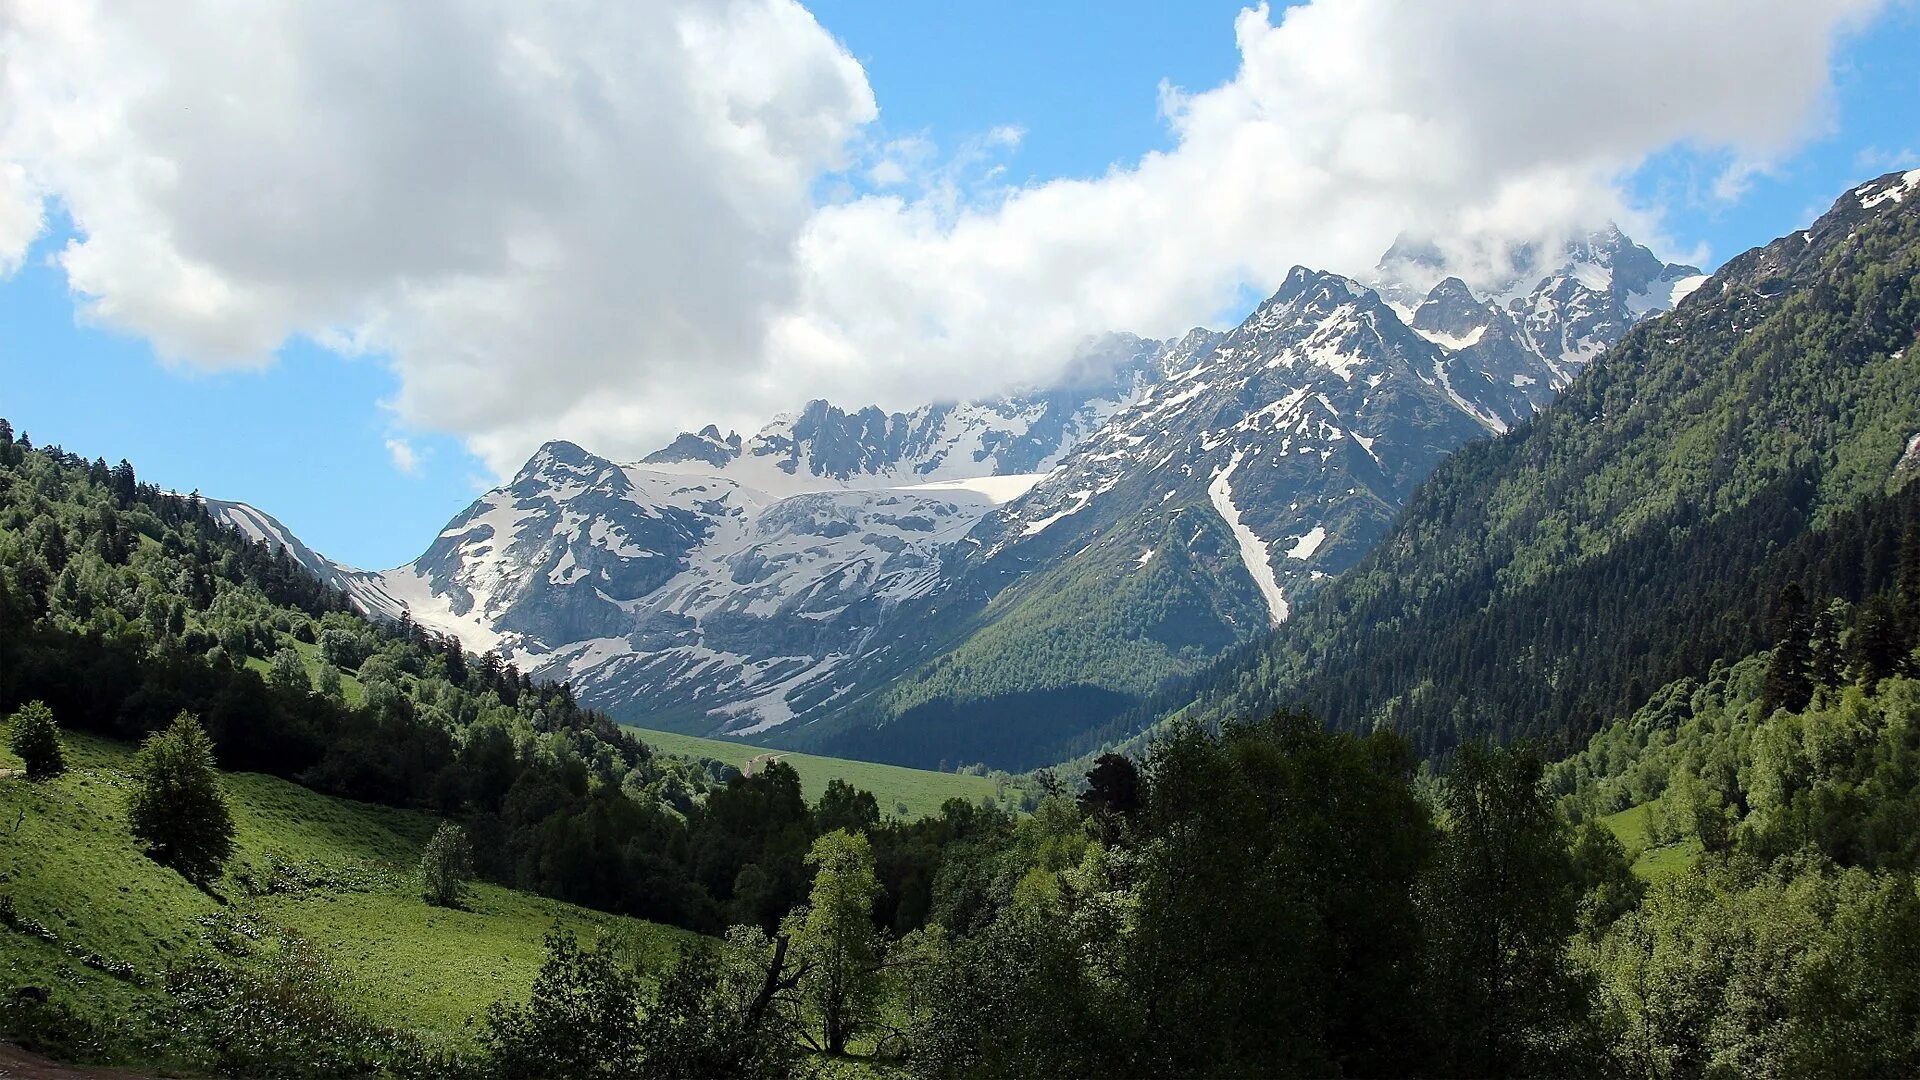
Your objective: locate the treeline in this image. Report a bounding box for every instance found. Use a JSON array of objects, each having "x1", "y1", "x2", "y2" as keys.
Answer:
[
  {"x1": 0, "y1": 424, "x2": 1011, "y2": 938},
  {"x1": 260, "y1": 704, "x2": 1920, "y2": 1077}
]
